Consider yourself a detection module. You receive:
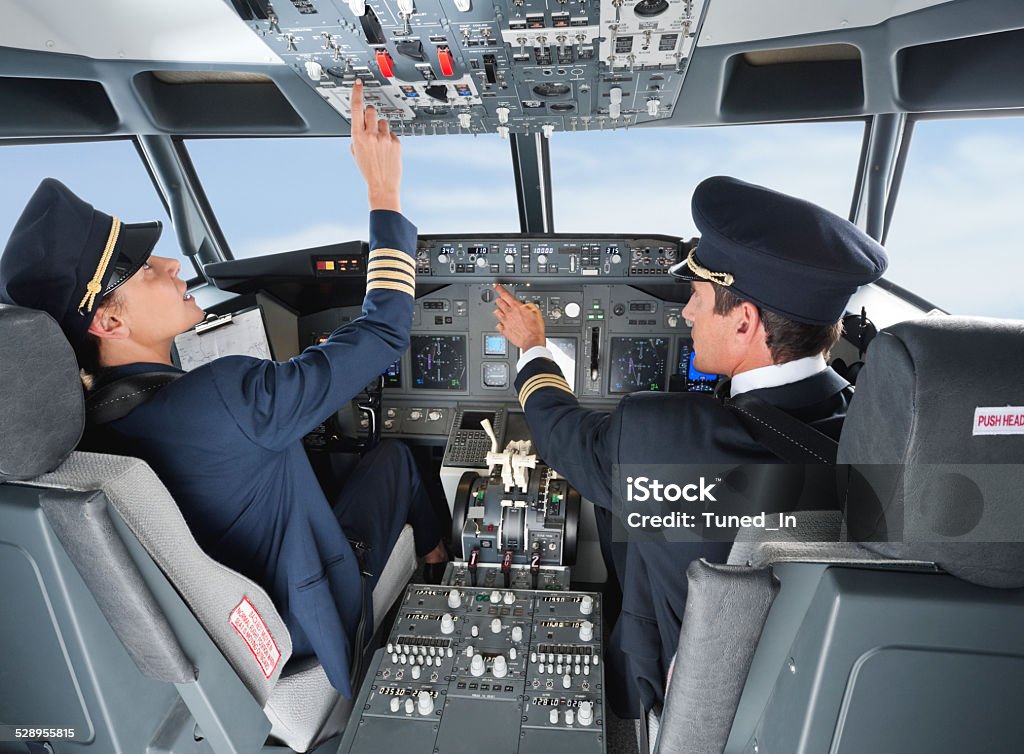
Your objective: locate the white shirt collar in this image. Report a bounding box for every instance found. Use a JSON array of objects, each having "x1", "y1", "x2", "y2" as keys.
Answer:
[{"x1": 729, "y1": 354, "x2": 828, "y2": 397}]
